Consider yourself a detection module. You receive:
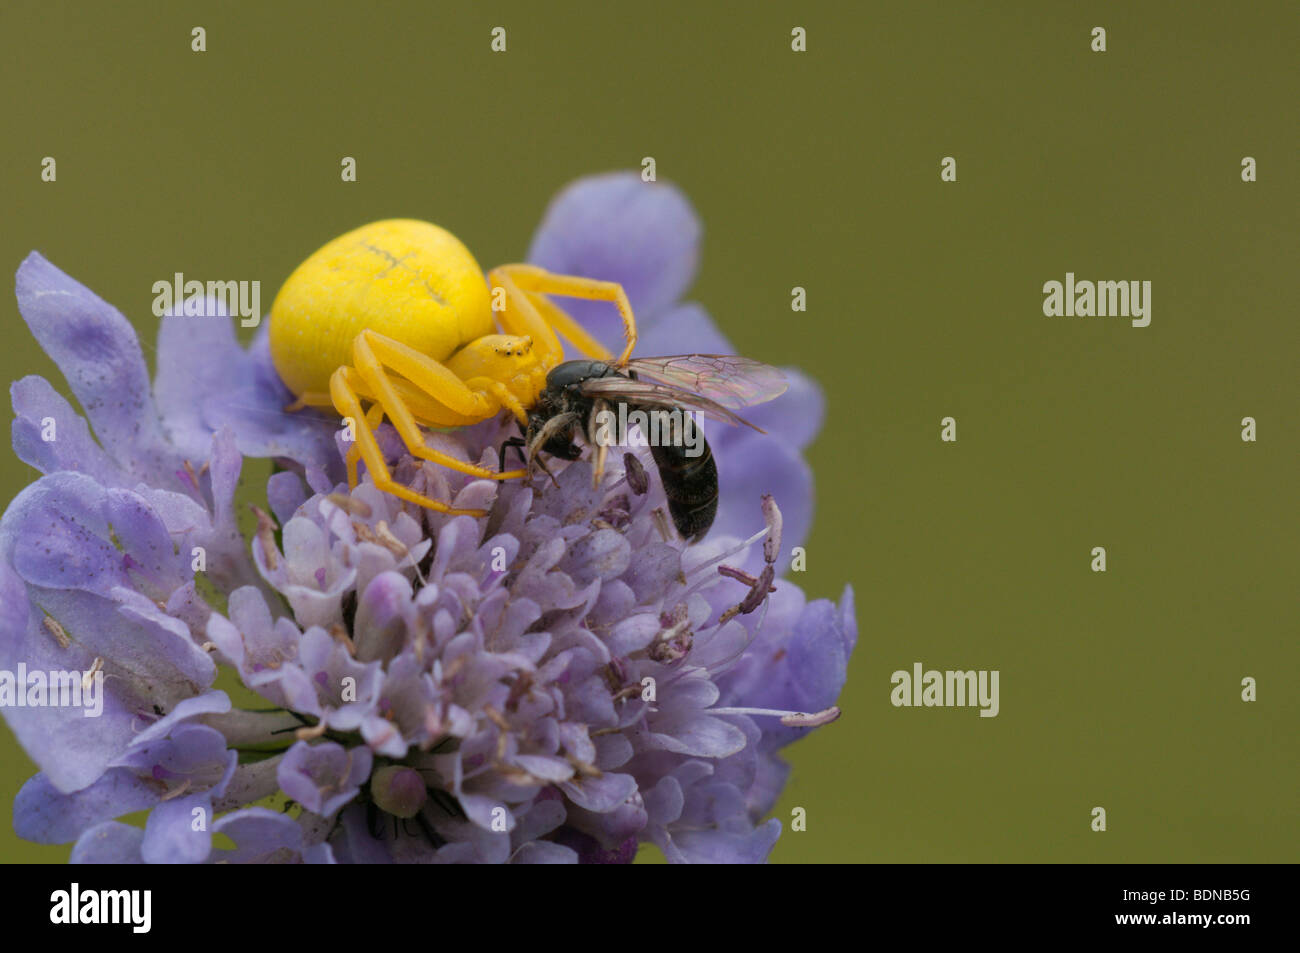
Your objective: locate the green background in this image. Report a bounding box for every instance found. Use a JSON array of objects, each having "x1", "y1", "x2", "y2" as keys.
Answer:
[{"x1": 0, "y1": 1, "x2": 1295, "y2": 863}]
